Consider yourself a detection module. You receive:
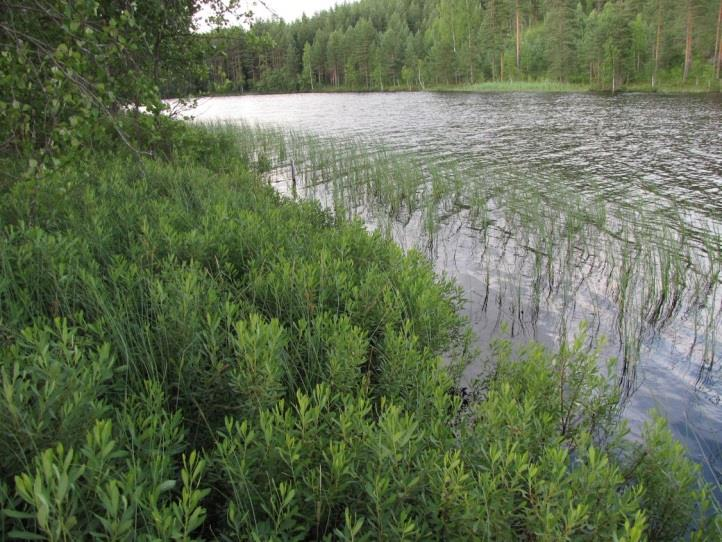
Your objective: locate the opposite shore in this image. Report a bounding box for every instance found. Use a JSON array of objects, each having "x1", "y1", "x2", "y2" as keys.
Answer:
[{"x1": 176, "y1": 79, "x2": 722, "y2": 100}]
